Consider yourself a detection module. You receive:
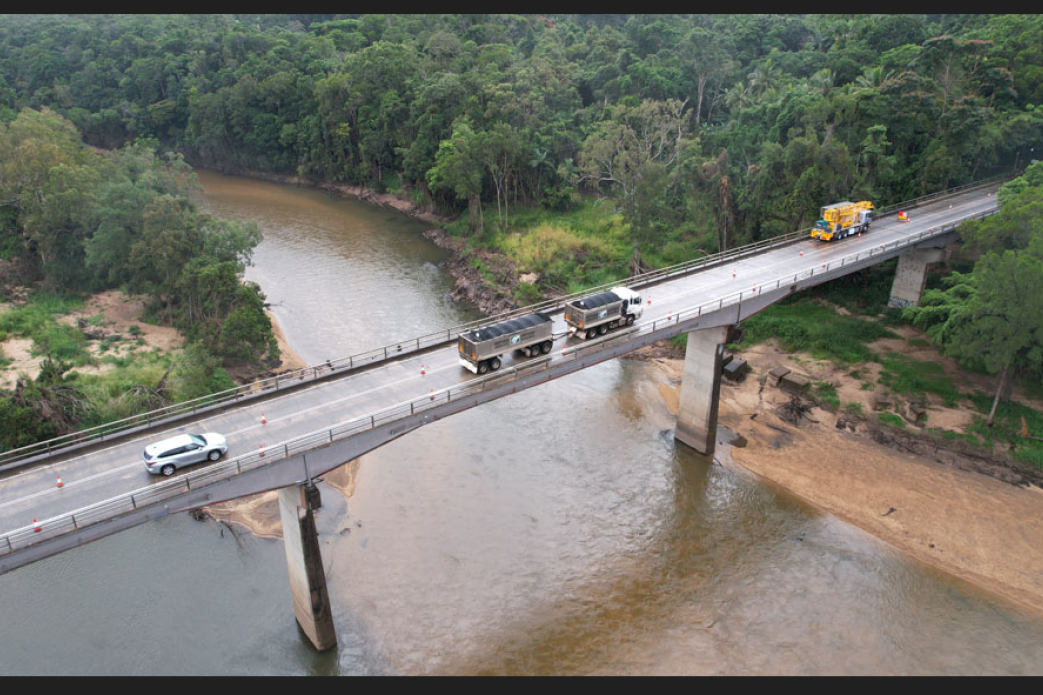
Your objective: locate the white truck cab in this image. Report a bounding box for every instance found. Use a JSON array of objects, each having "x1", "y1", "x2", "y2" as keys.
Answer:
[{"x1": 565, "y1": 286, "x2": 644, "y2": 339}]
